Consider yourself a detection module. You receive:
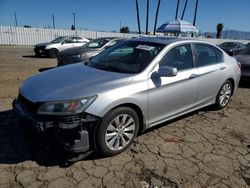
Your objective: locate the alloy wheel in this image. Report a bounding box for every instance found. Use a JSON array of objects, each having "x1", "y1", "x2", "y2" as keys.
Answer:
[
  {"x1": 105, "y1": 114, "x2": 136, "y2": 151},
  {"x1": 219, "y1": 83, "x2": 232, "y2": 107}
]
